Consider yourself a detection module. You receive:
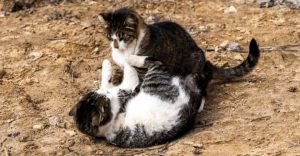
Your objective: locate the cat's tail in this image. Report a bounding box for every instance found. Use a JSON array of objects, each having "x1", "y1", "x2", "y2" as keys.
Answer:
[{"x1": 207, "y1": 38, "x2": 260, "y2": 79}]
